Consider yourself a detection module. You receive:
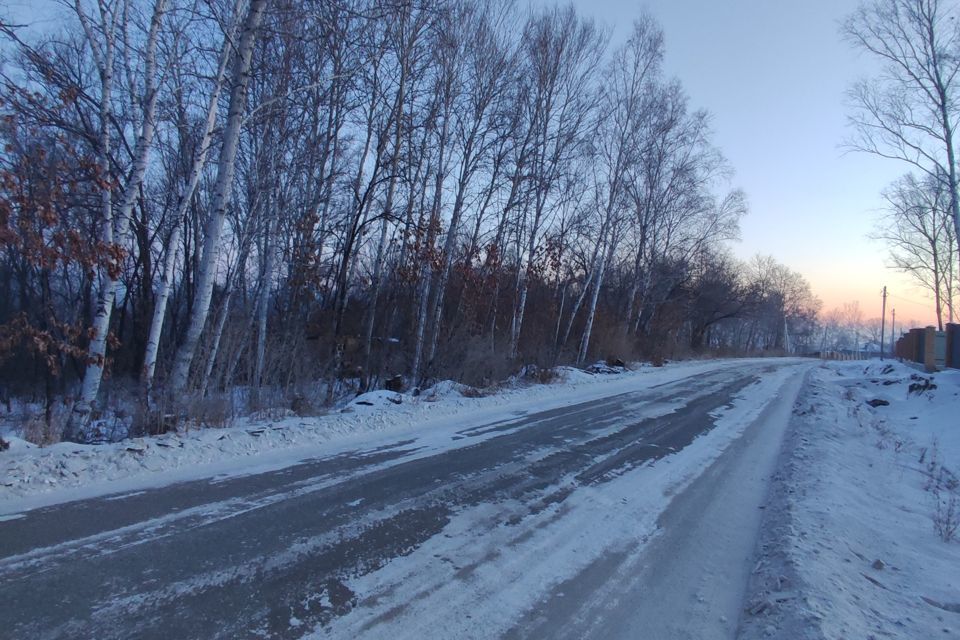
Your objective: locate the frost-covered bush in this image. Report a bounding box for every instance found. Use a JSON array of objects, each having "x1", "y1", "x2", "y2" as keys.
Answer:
[{"x1": 924, "y1": 442, "x2": 960, "y2": 542}]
